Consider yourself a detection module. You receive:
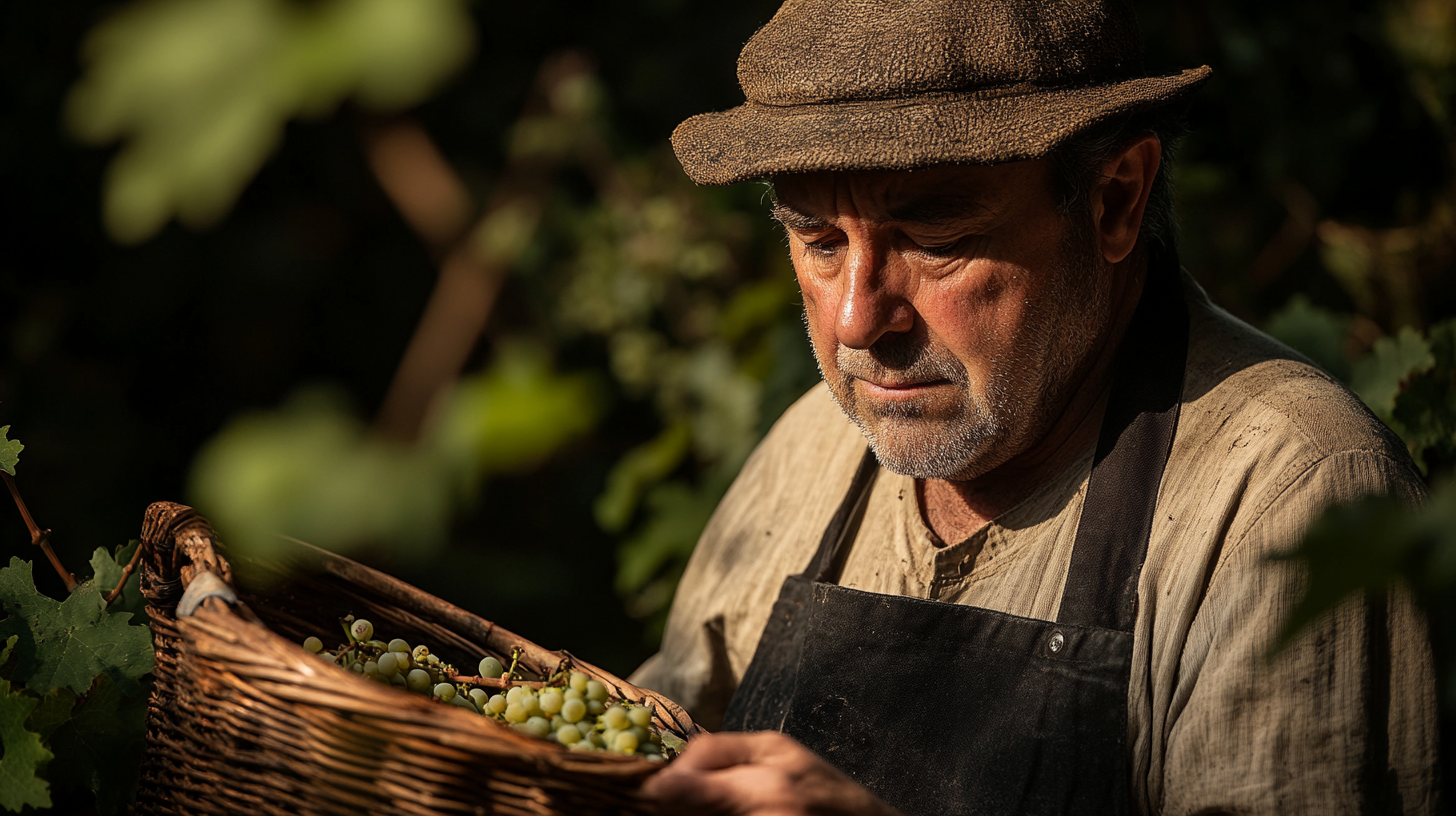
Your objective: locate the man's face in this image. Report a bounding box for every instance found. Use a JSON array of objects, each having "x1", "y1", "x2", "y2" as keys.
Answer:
[{"x1": 774, "y1": 161, "x2": 1114, "y2": 481}]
